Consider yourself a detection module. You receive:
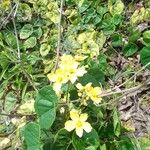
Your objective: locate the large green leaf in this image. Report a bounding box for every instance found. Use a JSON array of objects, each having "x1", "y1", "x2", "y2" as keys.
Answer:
[
  {"x1": 24, "y1": 122, "x2": 41, "y2": 150},
  {"x1": 72, "y1": 129, "x2": 100, "y2": 150},
  {"x1": 20, "y1": 24, "x2": 33, "y2": 39},
  {"x1": 140, "y1": 46, "x2": 150, "y2": 69},
  {"x1": 35, "y1": 85, "x2": 58, "y2": 129}
]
